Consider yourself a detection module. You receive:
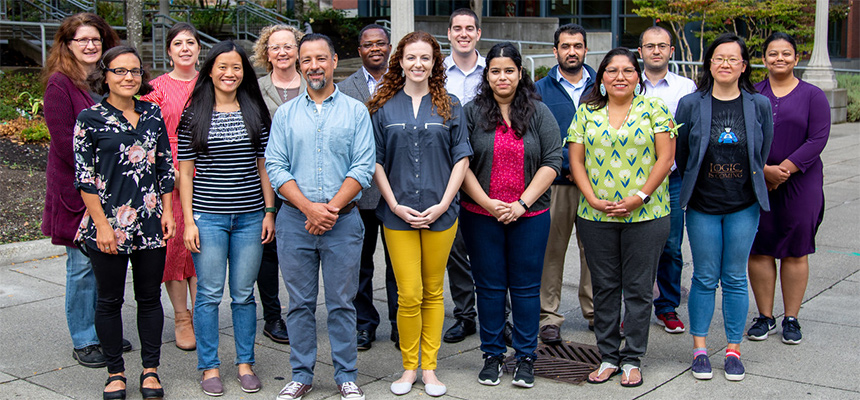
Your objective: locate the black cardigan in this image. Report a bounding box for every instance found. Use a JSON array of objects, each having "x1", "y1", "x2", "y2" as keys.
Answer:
[{"x1": 461, "y1": 100, "x2": 563, "y2": 212}]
